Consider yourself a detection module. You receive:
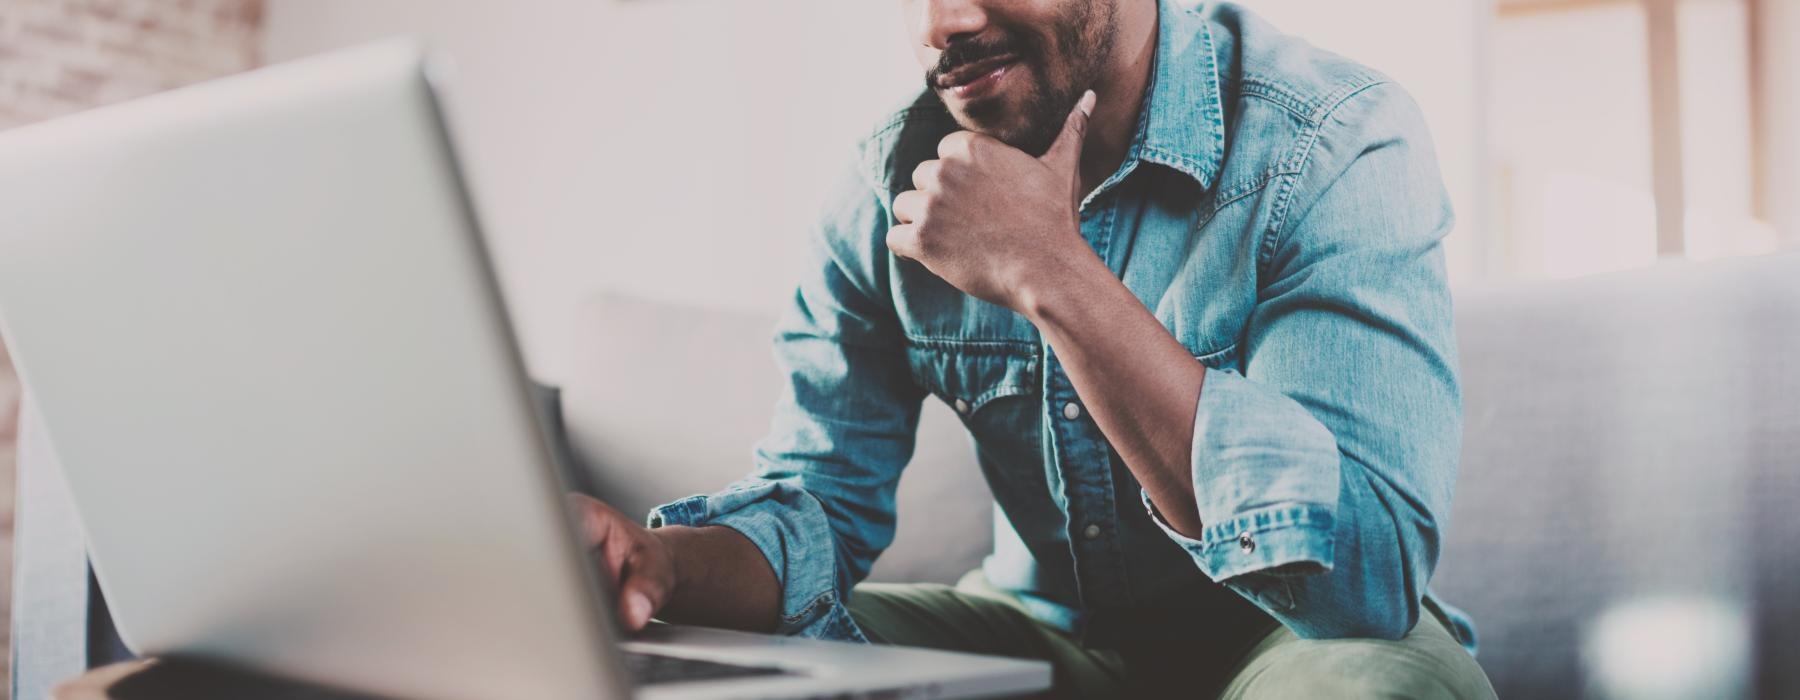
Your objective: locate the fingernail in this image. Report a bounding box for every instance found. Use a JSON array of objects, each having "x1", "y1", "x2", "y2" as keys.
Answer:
[
  {"x1": 628, "y1": 592, "x2": 653, "y2": 627},
  {"x1": 1080, "y1": 90, "x2": 1096, "y2": 116}
]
